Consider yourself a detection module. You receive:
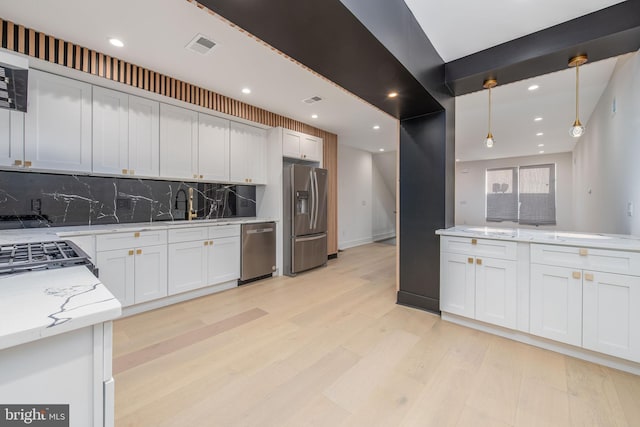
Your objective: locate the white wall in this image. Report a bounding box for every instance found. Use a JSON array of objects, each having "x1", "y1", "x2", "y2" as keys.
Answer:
[
  {"x1": 573, "y1": 52, "x2": 640, "y2": 234},
  {"x1": 338, "y1": 145, "x2": 398, "y2": 249},
  {"x1": 455, "y1": 152, "x2": 574, "y2": 230},
  {"x1": 372, "y1": 151, "x2": 396, "y2": 240},
  {"x1": 338, "y1": 145, "x2": 373, "y2": 248}
]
